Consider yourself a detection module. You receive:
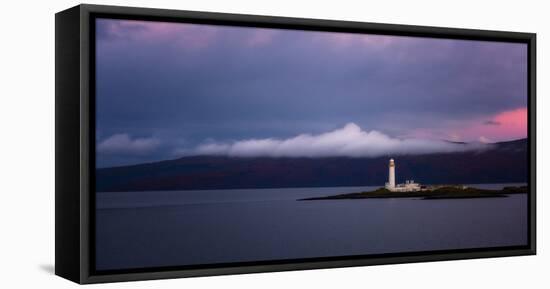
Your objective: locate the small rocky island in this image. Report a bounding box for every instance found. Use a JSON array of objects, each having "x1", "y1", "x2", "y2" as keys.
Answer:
[
  {"x1": 300, "y1": 158, "x2": 527, "y2": 201},
  {"x1": 299, "y1": 185, "x2": 528, "y2": 201}
]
